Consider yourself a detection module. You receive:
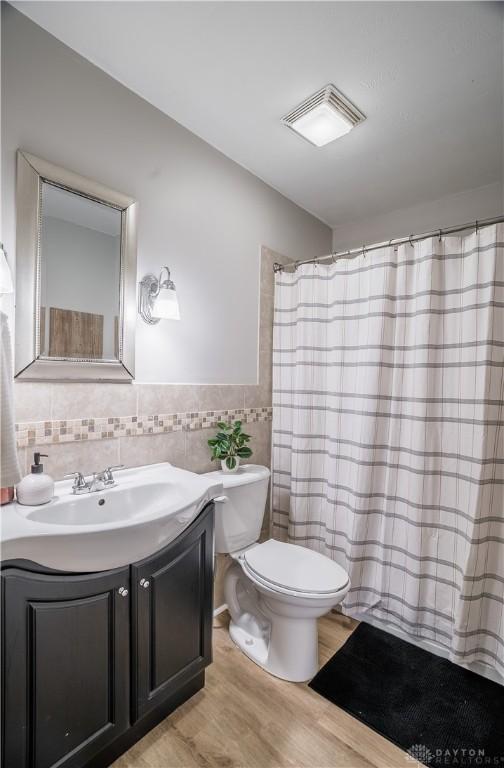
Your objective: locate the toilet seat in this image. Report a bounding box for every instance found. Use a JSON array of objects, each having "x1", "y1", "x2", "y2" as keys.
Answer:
[{"x1": 241, "y1": 539, "x2": 349, "y2": 598}]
